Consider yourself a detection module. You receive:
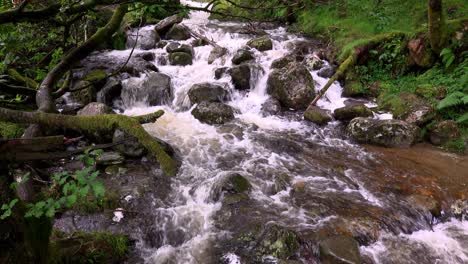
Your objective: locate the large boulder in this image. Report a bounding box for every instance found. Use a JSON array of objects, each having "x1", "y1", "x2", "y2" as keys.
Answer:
[
  {"x1": 333, "y1": 105, "x2": 373, "y2": 121},
  {"x1": 247, "y1": 36, "x2": 273, "y2": 51},
  {"x1": 429, "y1": 120, "x2": 461, "y2": 146},
  {"x1": 211, "y1": 173, "x2": 251, "y2": 202},
  {"x1": 407, "y1": 36, "x2": 434, "y2": 68},
  {"x1": 208, "y1": 47, "x2": 227, "y2": 64},
  {"x1": 304, "y1": 105, "x2": 332, "y2": 126},
  {"x1": 304, "y1": 54, "x2": 324, "y2": 71},
  {"x1": 126, "y1": 27, "x2": 160, "y2": 50},
  {"x1": 154, "y1": 15, "x2": 183, "y2": 34},
  {"x1": 317, "y1": 65, "x2": 336, "y2": 78},
  {"x1": 347, "y1": 117, "x2": 419, "y2": 148},
  {"x1": 165, "y1": 24, "x2": 191, "y2": 40},
  {"x1": 77, "y1": 102, "x2": 114, "y2": 116},
  {"x1": 232, "y1": 49, "x2": 254, "y2": 65},
  {"x1": 378, "y1": 92, "x2": 435, "y2": 125},
  {"x1": 271, "y1": 55, "x2": 295, "y2": 69},
  {"x1": 266, "y1": 61, "x2": 315, "y2": 110},
  {"x1": 319, "y1": 236, "x2": 362, "y2": 264},
  {"x1": 188, "y1": 83, "x2": 229, "y2": 104},
  {"x1": 228, "y1": 64, "x2": 251, "y2": 90},
  {"x1": 112, "y1": 129, "x2": 146, "y2": 158},
  {"x1": 191, "y1": 101, "x2": 235, "y2": 125},
  {"x1": 169, "y1": 52, "x2": 192, "y2": 66},
  {"x1": 121, "y1": 72, "x2": 172, "y2": 107},
  {"x1": 253, "y1": 224, "x2": 300, "y2": 260},
  {"x1": 96, "y1": 78, "x2": 122, "y2": 106}
]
